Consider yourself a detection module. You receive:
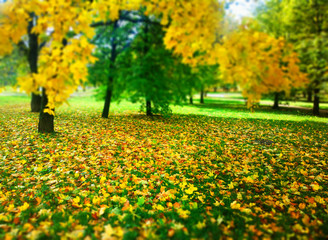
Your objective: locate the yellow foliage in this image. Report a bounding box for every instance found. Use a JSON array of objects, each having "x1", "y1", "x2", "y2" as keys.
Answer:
[
  {"x1": 0, "y1": 0, "x2": 96, "y2": 114},
  {"x1": 144, "y1": 0, "x2": 225, "y2": 65},
  {"x1": 217, "y1": 21, "x2": 308, "y2": 107}
]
